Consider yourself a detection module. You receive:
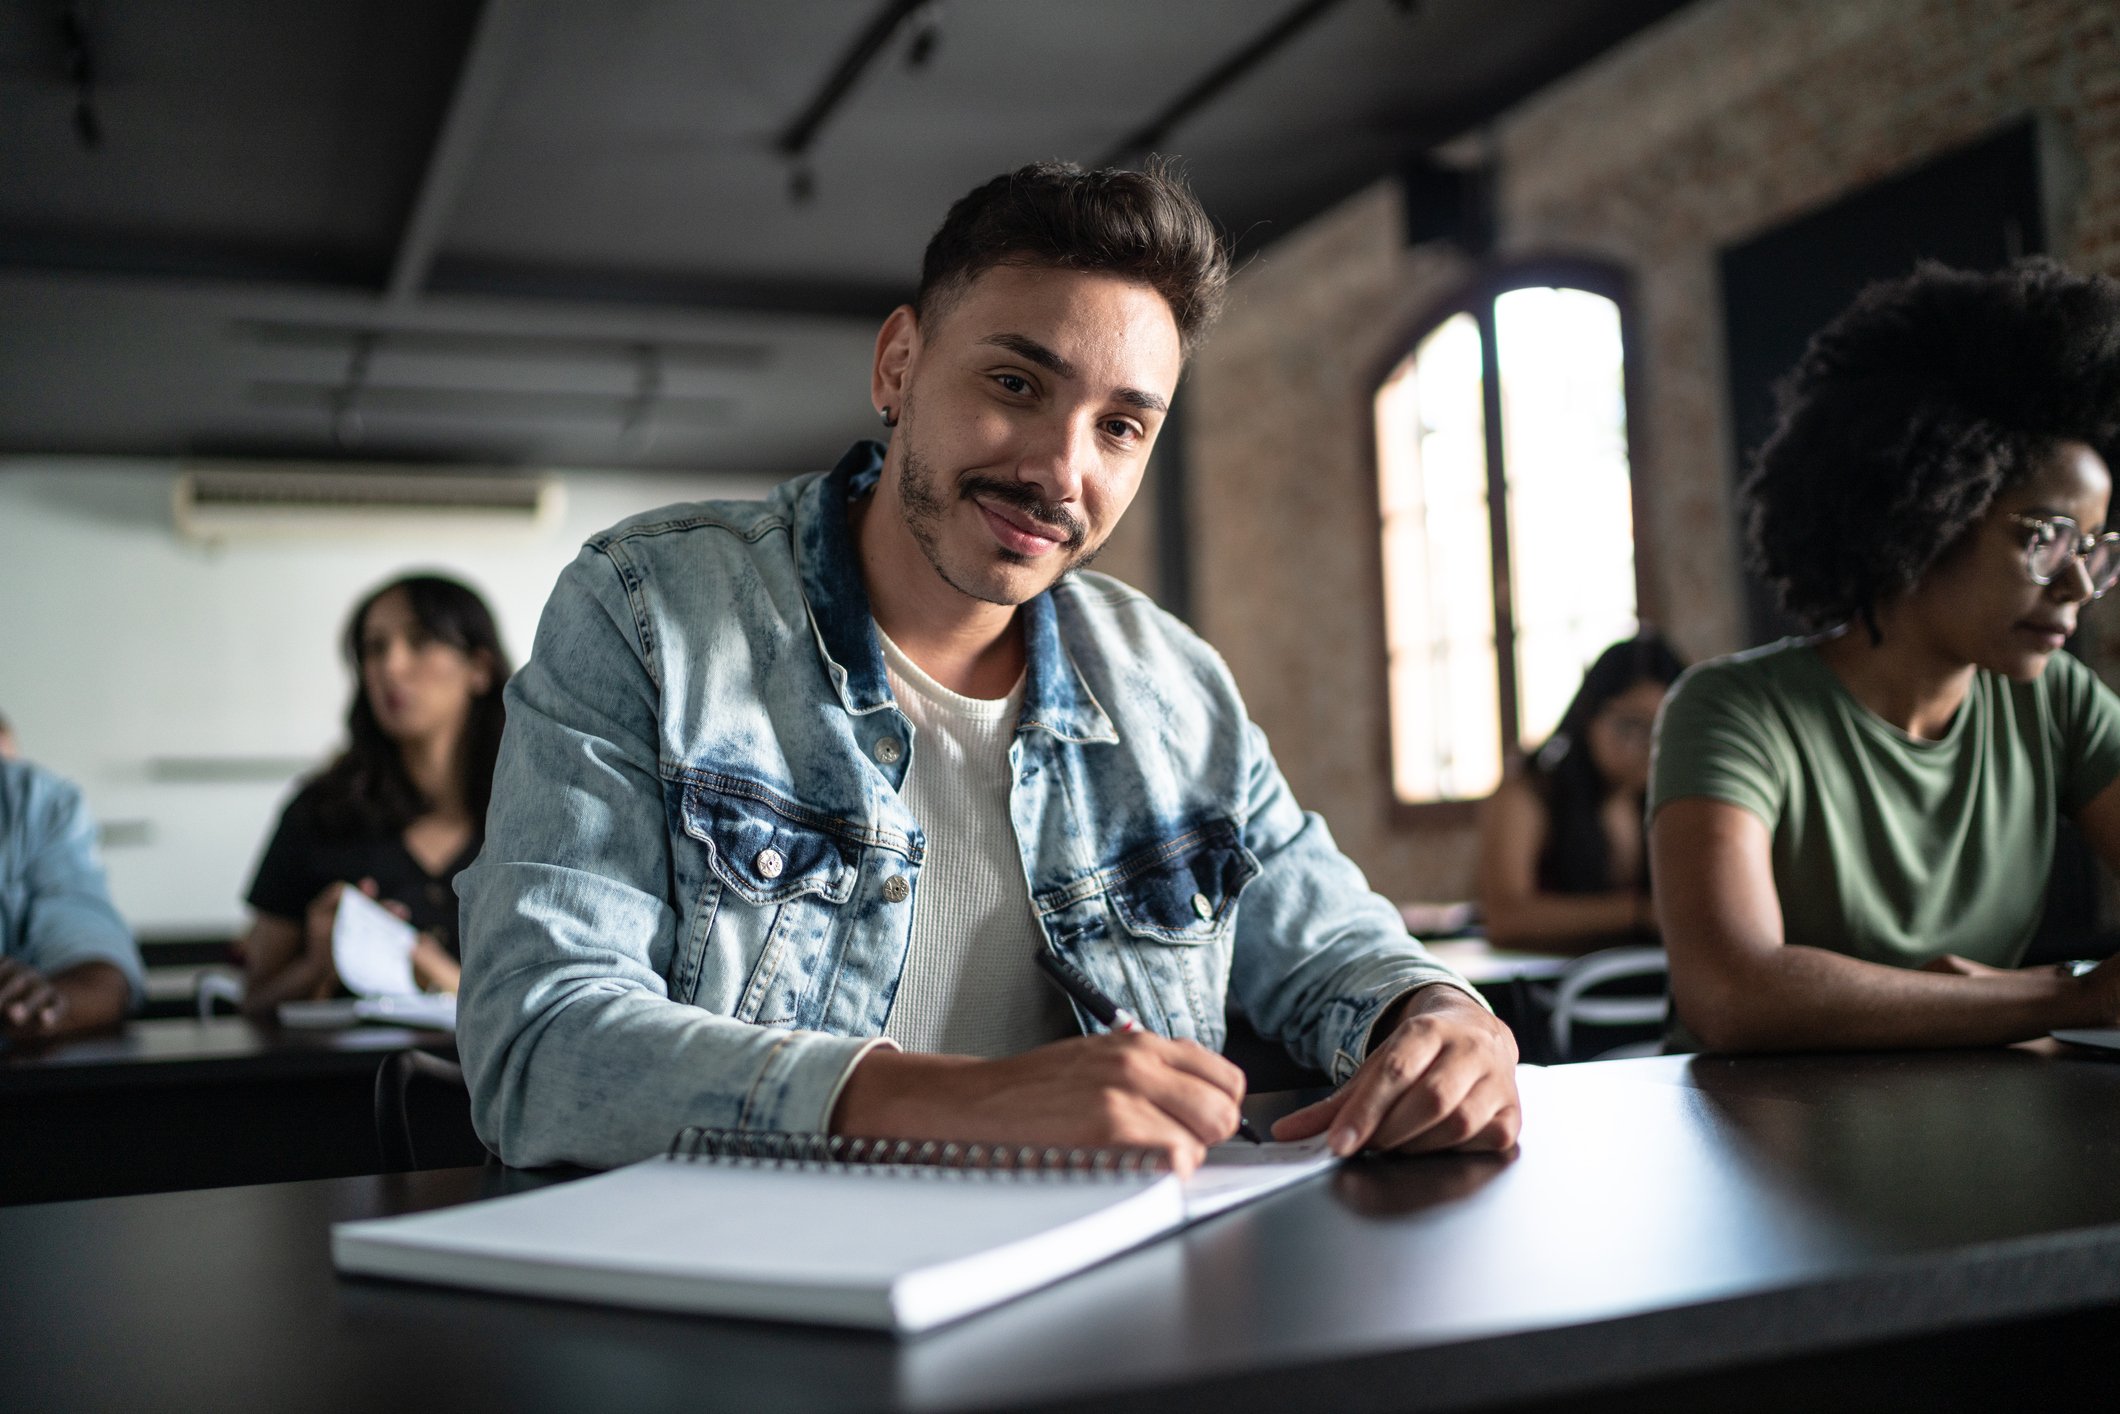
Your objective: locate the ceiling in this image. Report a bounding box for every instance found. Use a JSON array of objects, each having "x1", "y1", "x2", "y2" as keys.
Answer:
[{"x1": 0, "y1": 0, "x2": 1694, "y2": 473}]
